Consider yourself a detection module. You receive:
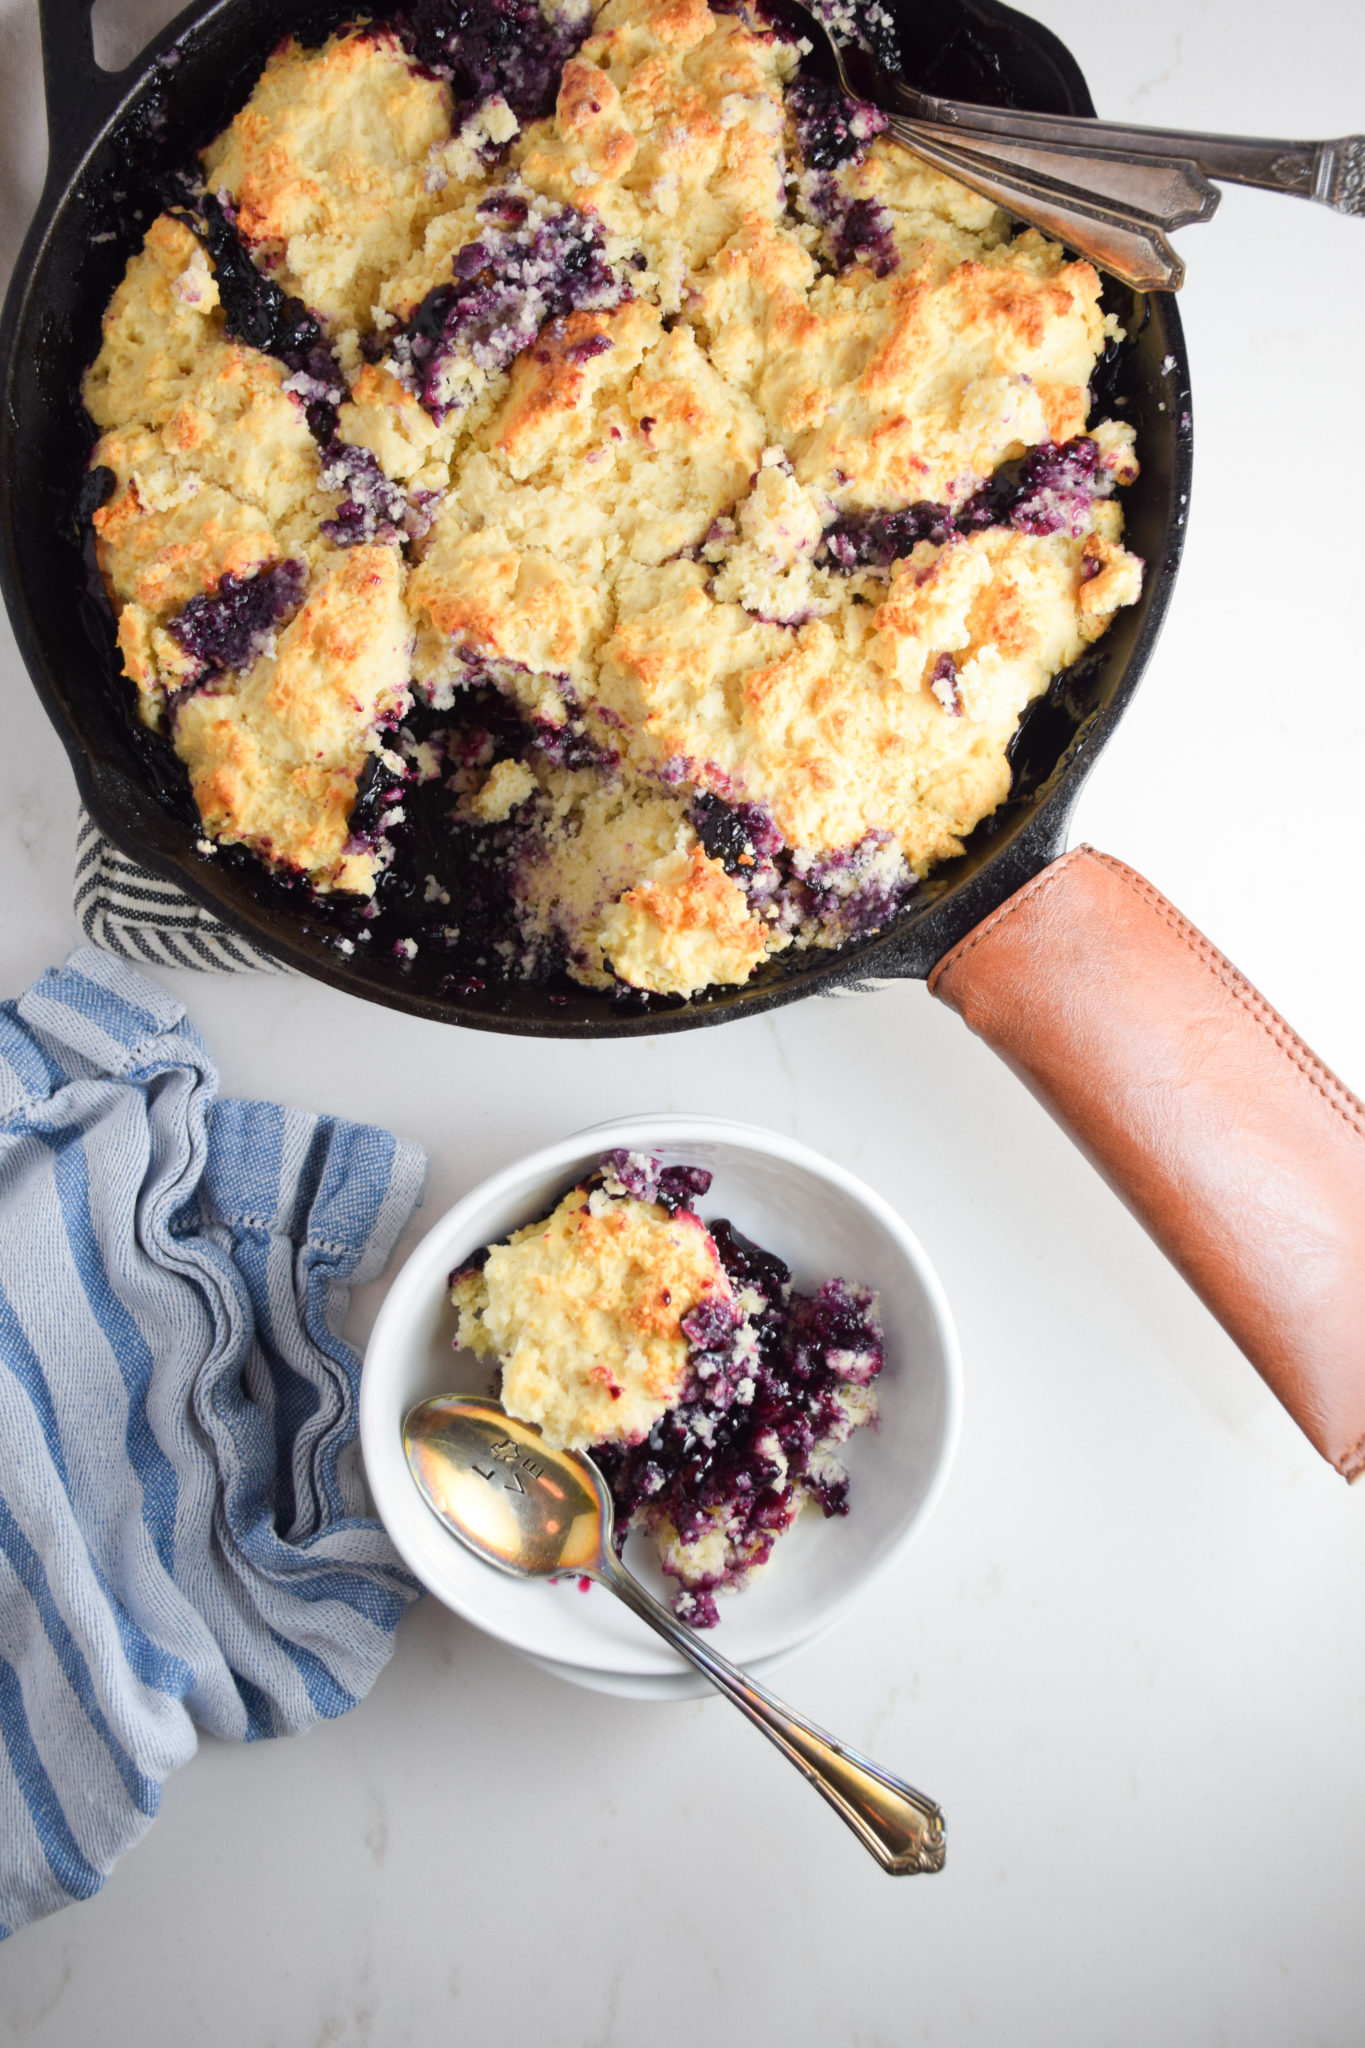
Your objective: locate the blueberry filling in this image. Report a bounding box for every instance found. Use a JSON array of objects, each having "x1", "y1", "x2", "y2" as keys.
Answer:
[
  {"x1": 333, "y1": 725, "x2": 415, "y2": 860},
  {"x1": 186, "y1": 194, "x2": 346, "y2": 439},
  {"x1": 956, "y1": 435, "x2": 1104, "y2": 537},
  {"x1": 429, "y1": 662, "x2": 619, "y2": 773},
  {"x1": 822, "y1": 435, "x2": 1107, "y2": 569},
  {"x1": 995, "y1": 434, "x2": 1103, "y2": 538},
  {"x1": 399, "y1": 0, "x2": 592, "y2": 124},
  {"x1": 448, "y1": 1245, "x2": 490, "y2": 1288},
  {"x1": 822, "y1": 500, "x2": 958, "y2": 570},
  {"x1": 588, "y1": 1208, "x2": 885, "y2": 1625},
  {"x1": 781, "y1": 831, "x2": 917, "y2": 941},
  {"x1": 318, "y1": 441, "x2": 414, "y2": 546},
  {"x1": 167, "y1": 558, "x2": 307, "y2": 682},
  {"x1": 389, "y1": 188, "x2": 625, "y2": 419},
  {"x1": 788, "y1": 72, "x2": 897, "y2": 276},
  {"x1": 350, "y1": 690, "x2": 573, "y2": 980},
  {"x1": 595, "y1": 1150, "x2": 715, "y2": 1214},
  {"x1": 528, "y1": 708, "x2": 619, "y2": 773},
  {"x1": 788, "y1": 73, "x2": 886, "y2": 172},
  {"x1": 687, "y1": 793, "x2": 914, "y2": 942},
  {"x1": 817, "y1": 192, "x2": 898, "y2": 276},
  {"x1": 690, "y1": 791, "x2": 783, "y2": 874},
  {"x1": 707, "y1": 1215, "x2": 793, "y2": 1306}
]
